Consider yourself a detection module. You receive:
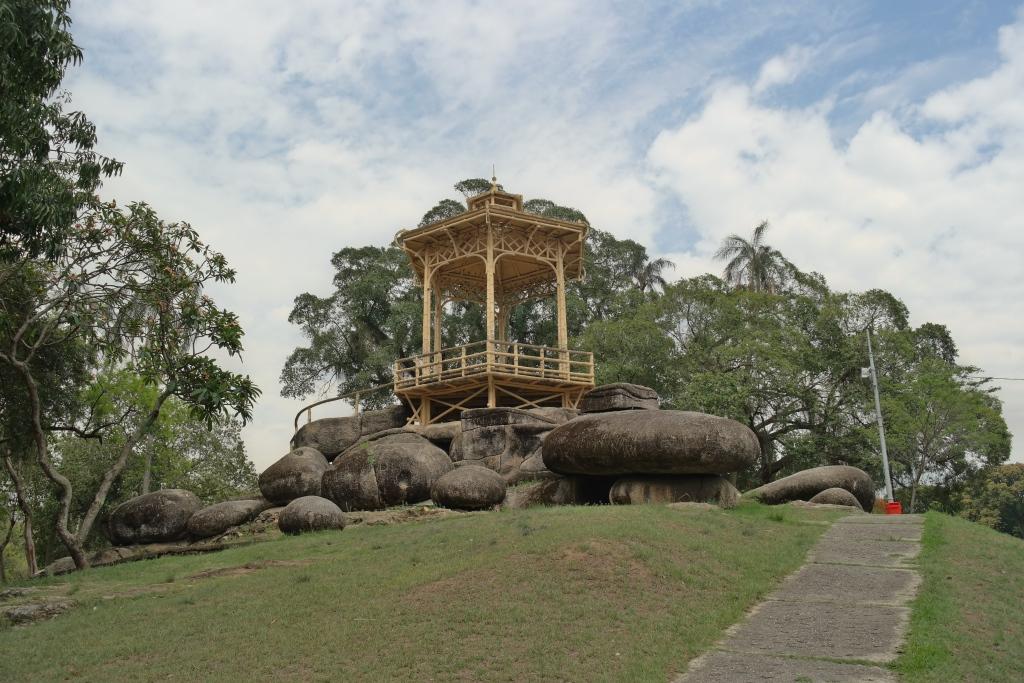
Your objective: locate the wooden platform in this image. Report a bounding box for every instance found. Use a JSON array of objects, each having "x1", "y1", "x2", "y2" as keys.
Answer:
[{"x1": 394, "y1": 341, "x2": 594, "y2": 424}]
